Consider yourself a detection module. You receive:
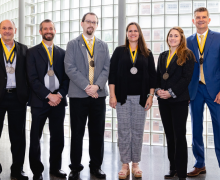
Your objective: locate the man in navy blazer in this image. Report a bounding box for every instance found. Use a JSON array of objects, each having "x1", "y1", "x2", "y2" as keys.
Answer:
[
  {"x1": 187, "y1": 7, "x2": 220, "y2": 176},
  {"x1": 26, "y1": 19, "x2": 69, "y2": 180}
]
